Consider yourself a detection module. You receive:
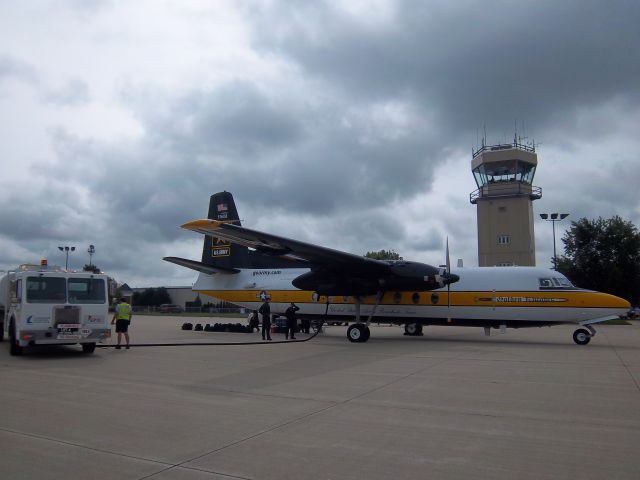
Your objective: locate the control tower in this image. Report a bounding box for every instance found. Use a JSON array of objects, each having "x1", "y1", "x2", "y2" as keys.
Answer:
[{"x1": 470, "y1": 139, "x2": 542, "y2": 266}]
